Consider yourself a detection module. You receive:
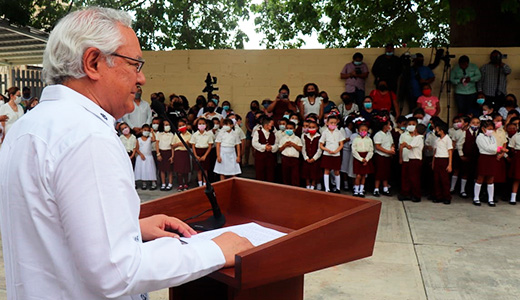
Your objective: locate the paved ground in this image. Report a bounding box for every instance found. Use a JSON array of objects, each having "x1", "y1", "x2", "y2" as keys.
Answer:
[{"x1": 1, "y1": 165, "x2": 519, "y2": 299}]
